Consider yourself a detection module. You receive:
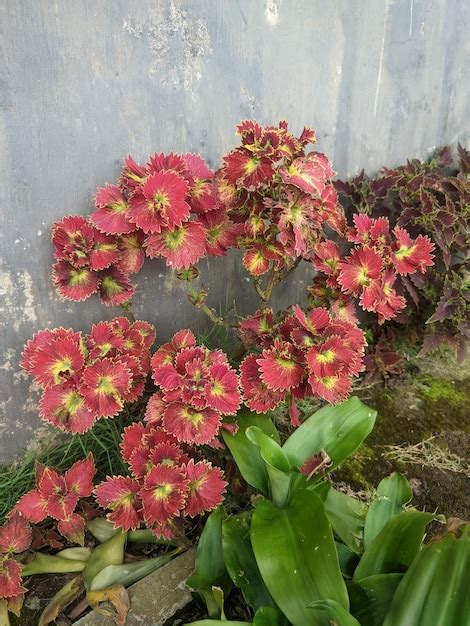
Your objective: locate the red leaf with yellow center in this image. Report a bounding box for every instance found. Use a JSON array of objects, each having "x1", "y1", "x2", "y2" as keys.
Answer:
[
  {"x1": 240, "y1": 354, "x2": 285, "y2": 413},
  {"x1": 308, "y1": 373, "x2": 352, "y2": 404},
  {"x1": 257, "y1": 342, "x2": 303, "y2": 392},
  {"x1": 90, "y1": 231, "x2": 121, "y2": 271},
  {"x1": 0, "y1": 558, "x2": 25, "y2": 599},
  {"x1": 98, "y1": 267, "x2": 134, "y2": 306},
  {"x1": 338, "y1": 247, "x2": 382, "y2": 294},
  {"x1": 53, "y1": 260, "x2": 101, "y2": 301},
  {"x1": 65, "y1": 454, "x2": 96, "y2": 498},
  {"x1": 128, "y1": 171, "x2": 190, "y2": 234},
  {"x1": 116, "y1": 231, "x2": 145, "y2": 274},
  {"x1": 30, "y1": 333, "x2": 84, "y2": 388},
  {"x1": 57, "y1": 513, "x2": 86, "y2": 545},
  {"x1": 243, "y1": 249, "x2": 270, "y2": 276},
  {"x1": 41, "y1": 384, "x2": 98, "y2": 433},
  {"x1": 205, "y1": 364, "x2": 241, "y2": 415},
  {"x1": 91, "y1": 185, "x2": 134, "y2": 235},
  {"x1": 162, "y1": 403, "x2": 221, "y2": 444},
  {"x1": 306, "y1": 337, "x2": 355, "y2": 377},
  {"x1": 14, "y1": 490, "x2": 48, "y2": 523},
  {"x1": 144, "y1": 221, "x2": 207, "y2": 269},
  {"x1": 95, "y1": 476, "x2": 142, "y2": 531},
  {"x1": 183, "y1": 460, "x2": 227, "y2": 517},
  {"x1": 140, "y1": 466, "x2": 188, "y2": 525},
  {"x1": 0, "y1": 515, "x2": 31, "y2": 555},
  {"x1": 223, "y1": 148, "x2": 274, "y2": 189},
  {"x1": 80, "y1": 358, "x2": 131, "y2": 417}
]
